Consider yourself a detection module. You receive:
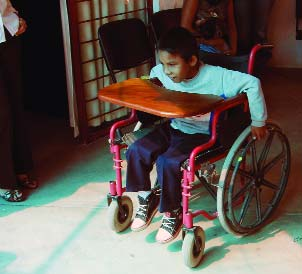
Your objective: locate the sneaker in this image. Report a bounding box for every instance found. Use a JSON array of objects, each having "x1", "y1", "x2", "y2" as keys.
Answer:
[
  {"x1": 131, "y1": 188, "x2": 160, "y2": 232},
  {"x1": 156, "y1": 207, "x2": 182, "y2": 244},
  {"x1": 0, "y1": 189, "x2": 24, "y2": 202}
]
